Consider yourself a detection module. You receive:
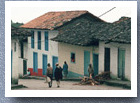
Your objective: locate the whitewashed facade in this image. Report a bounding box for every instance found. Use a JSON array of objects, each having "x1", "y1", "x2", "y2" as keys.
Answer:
[
  {"x1": 99, "y1": 41, "x2": 131, "y2": 81},
  {"x1": 58, "y1": 42, "x2": 99, "y2": 77},
  {"x1": 26, "y1": 30, "x2": 58, "y2": 77},
  {"x1": 11, "y1": 39, "x2": 20, "y2": 84}
]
